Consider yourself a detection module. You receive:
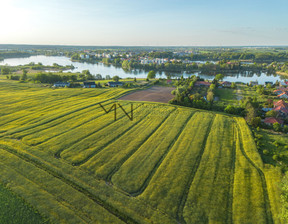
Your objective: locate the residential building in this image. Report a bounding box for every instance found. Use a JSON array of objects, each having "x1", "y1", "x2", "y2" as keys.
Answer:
[
  {"x1": 83, "y1": 82, "x2": 96, "y2": 88},
  {"x1": 107, "y1": 82, "x2": 123, "y2": 87},
  {"x1": 278, "y1": 92, "x2": 288, "y2": 99},
  {"x1": 264, "y1": 117, "x2": 284, "y2": 126},
  {"x1": 273, "y1": 100, "x2": 288, "y2": 117},
  {"x1": 195, "y1": 81, "x2": 211, "y2": 87},
  {"x1": 221, "y1": 81, "x2": 232, "y2": 87}
]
